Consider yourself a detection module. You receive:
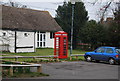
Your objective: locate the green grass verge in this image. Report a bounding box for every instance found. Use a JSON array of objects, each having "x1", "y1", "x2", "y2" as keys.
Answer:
[
  {"x1": 2, "y1": 48, "x2": 87, "y2": 56},
  {"x1": 2, "y1": 48, "x2": 54, "y2": 56},
  {"x1": 3, "y1": 72, "x2": 49, "y2": 78},
  {"x1": 60, "y1": 56, "x2": 85, "y2": 61},
  {"x1": 2, "y1": 48, "x2": 87, "y2": 62}
]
